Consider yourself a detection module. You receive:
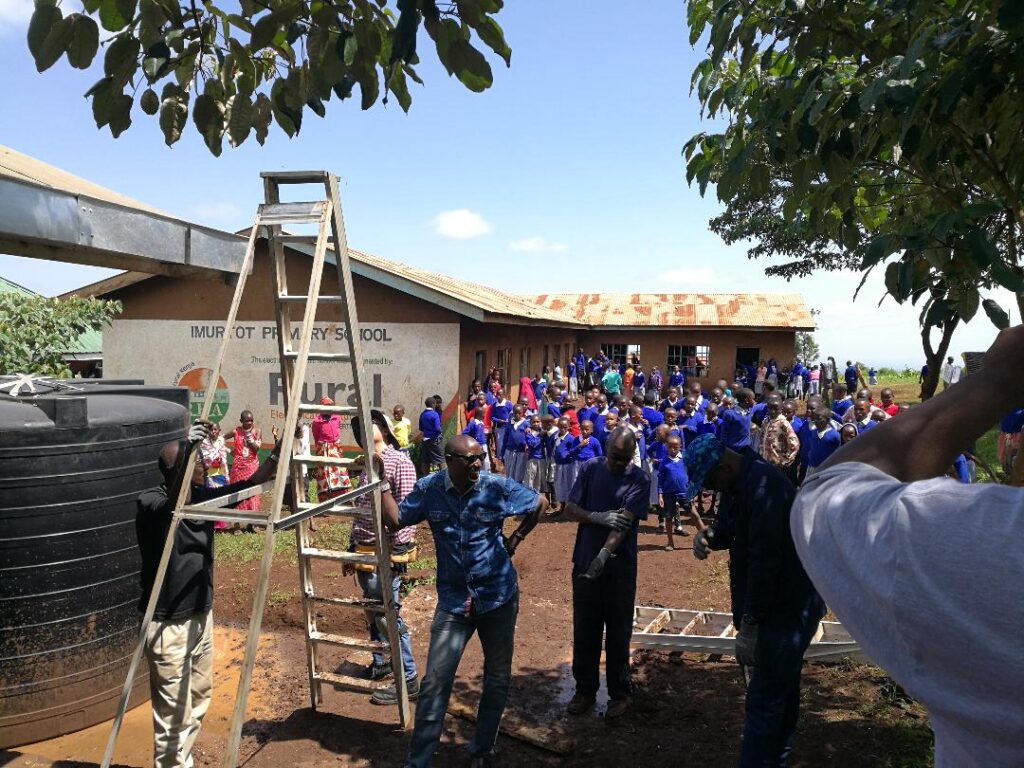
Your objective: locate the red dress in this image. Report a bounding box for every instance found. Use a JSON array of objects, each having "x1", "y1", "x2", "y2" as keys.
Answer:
[{"x1": 230, "y1": 427, "x2": 261, "y2": 512}]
